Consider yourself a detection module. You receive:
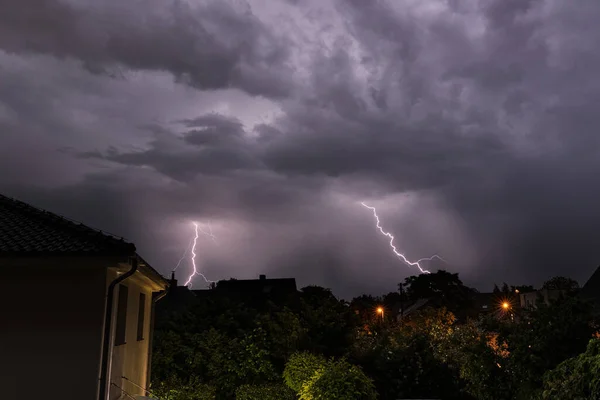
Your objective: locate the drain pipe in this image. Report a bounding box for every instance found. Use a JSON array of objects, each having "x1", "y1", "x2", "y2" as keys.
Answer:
[{"x1": 98, "y1": 256, "x2": 139, "y2": 400}]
